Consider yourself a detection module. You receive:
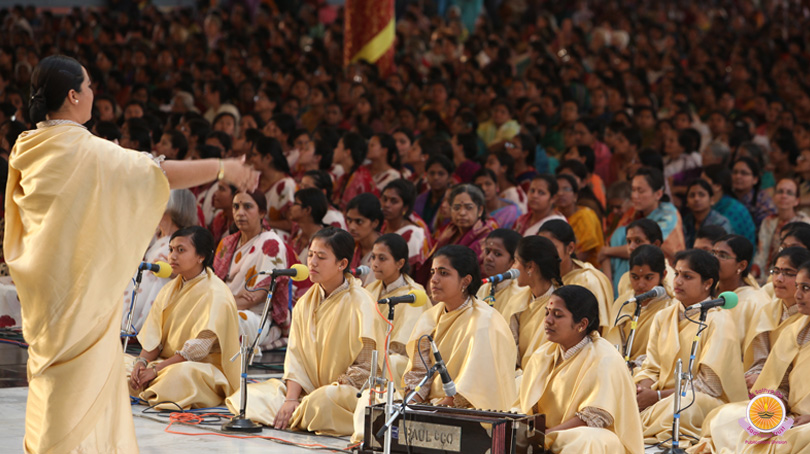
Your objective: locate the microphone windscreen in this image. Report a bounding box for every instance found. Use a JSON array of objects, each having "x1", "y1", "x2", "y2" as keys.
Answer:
[
  {"x1": 355, "y1": 265, "x2": 371, "y2": 277},
  {"x1": 408, "y1": 290, "x2": 429, "y2": 307},
  {"x1": 652, "y1": 286, "x2": 666, "y2": 298},
  {"x1": 291, "y1": 263, "x2": 310, "y2": 281},
  {"x1": 154, "y1": 261, "x2": 172, "y2": 278},
  {"x1": 508, "y1": 269, "x2": 520, "y2": 279},
  {"x1": 719, "y1": 291, "x2": 738, "y2": 310}
]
